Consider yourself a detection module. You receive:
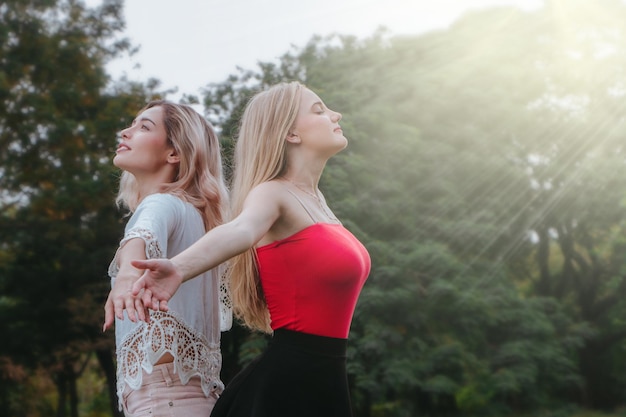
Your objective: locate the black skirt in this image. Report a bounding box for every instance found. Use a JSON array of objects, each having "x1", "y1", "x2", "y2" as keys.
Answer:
[{"x1": 210, "y1": 329, "x2": 352, "y2": 417}]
